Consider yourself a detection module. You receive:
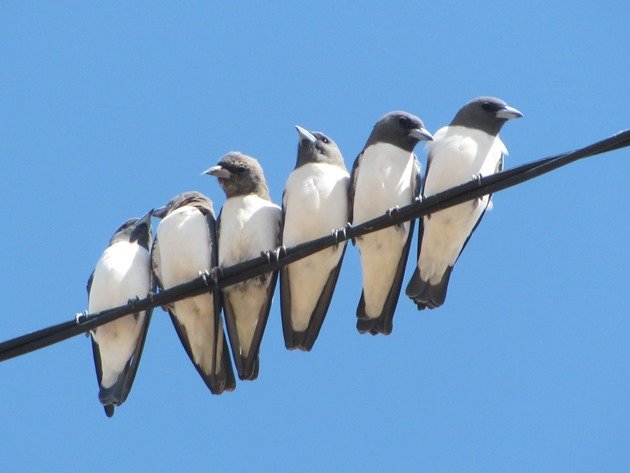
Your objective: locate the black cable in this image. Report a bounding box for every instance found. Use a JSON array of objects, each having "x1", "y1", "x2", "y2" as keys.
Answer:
[{"x1": 0, "y1": 130, "x2": 628, "y2": 363}]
